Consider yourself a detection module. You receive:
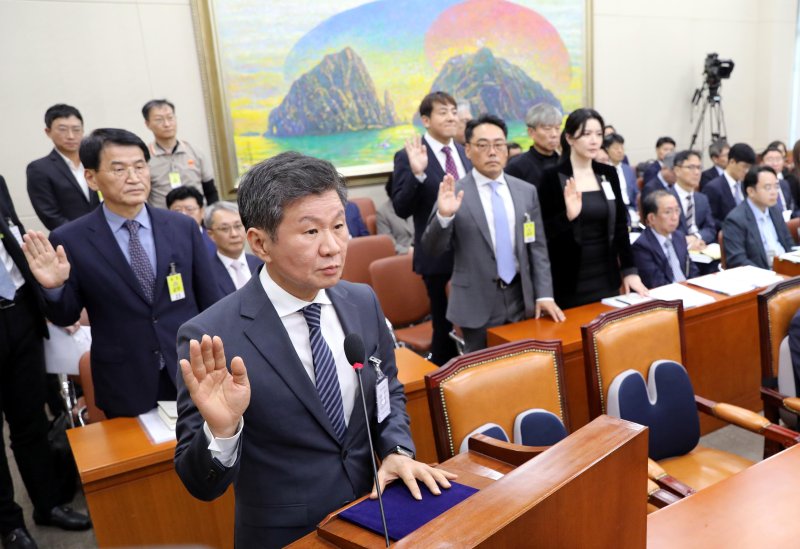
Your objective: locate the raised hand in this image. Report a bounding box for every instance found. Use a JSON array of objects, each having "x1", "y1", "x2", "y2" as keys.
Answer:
[
  {"x1": 179, "y1": 335, "x2": 250, "y2": 438},
  {"x1": 563, "y1": 178, "x2": 583, "y2": 221},
  {"x1": 437, "y1": 174, "x2": 464, "y2": 218},
  {"x1": 22, "y1": 230, "x2": 70, "y2": 289},
  {"x1": 405, "y1": 135, "x2": 428, "y2": 177}
]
